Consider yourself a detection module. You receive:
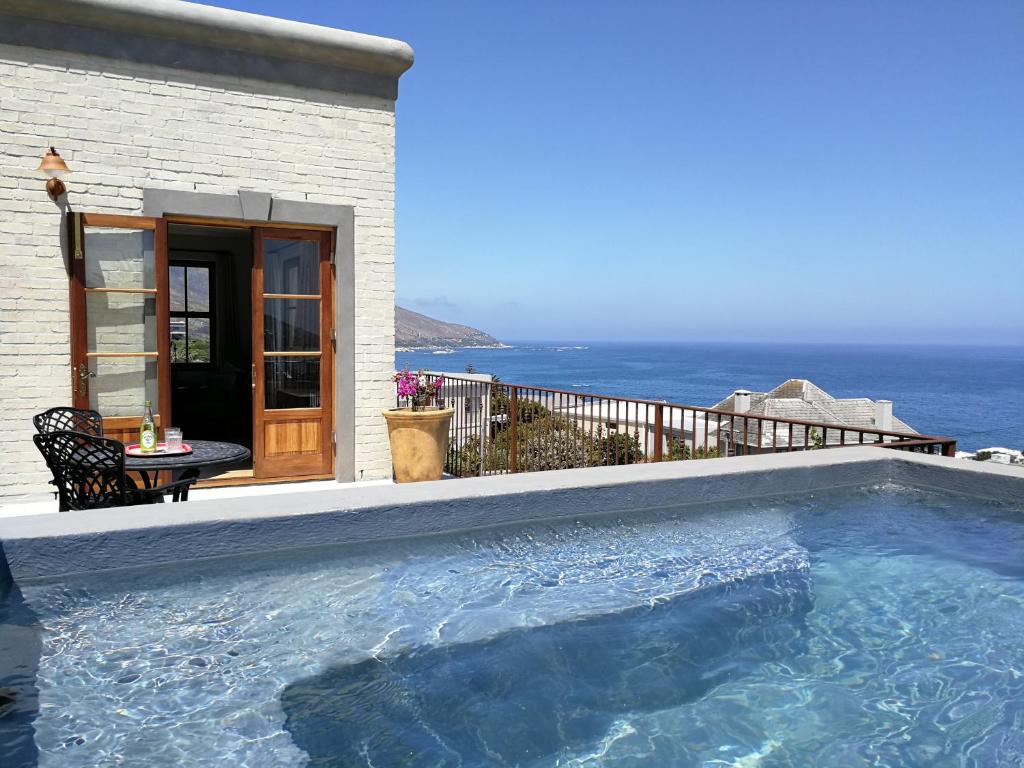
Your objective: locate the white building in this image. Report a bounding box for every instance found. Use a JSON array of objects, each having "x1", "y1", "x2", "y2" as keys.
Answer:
[
  {"x1": 712, "y1": 379, "x2": 917, "y2": 453},
  {"x1": 957, "y1": 447, "x2": 1024, "y2": 467},
  {"x1": 543, "y1": 379, "x2": 918, "y2": 459},
  {"x1": 432, "y1": 370, "x2": 495, "y2": 447},
  {"x1": 0, "y1": 0, "x2": 414, "y2": 496}
]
